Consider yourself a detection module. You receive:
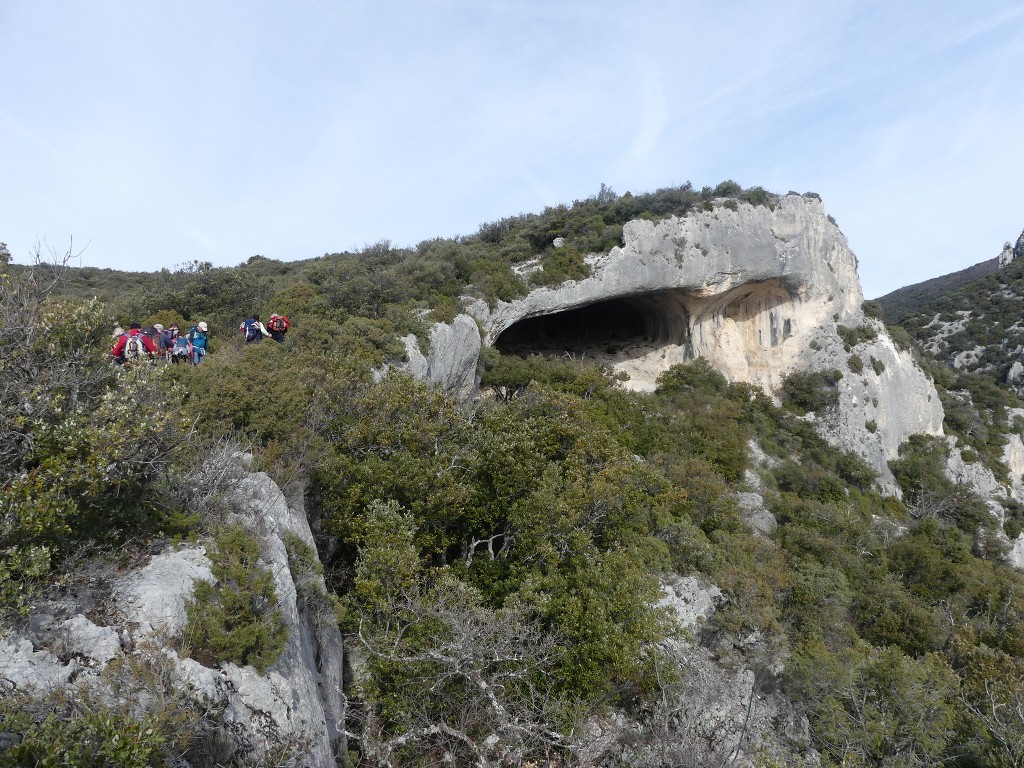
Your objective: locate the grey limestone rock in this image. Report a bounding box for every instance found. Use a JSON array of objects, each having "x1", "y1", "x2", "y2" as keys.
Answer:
[
  {"x1": 57, "y1": 614, "x2": 121, "y2": 667},
  {"x1": 114, "y1": 546, "x2": 212, "y2": 639},
  {"x1": 1007, "y1": 361, "x2": 1024, "y2": 384},
  {"x1": 401, "y1": 313, "x2": 481, "y2": 398},
  {"x1": 658, "y1": 574, "x2": 723, "y2": 630},
  {"x1": 737, "y1": 491, "x2": 777, "y2": 535},
  {"x1": 4, "y1": 465, "x2": 346, "y2": 768},
  {"x1": 593, "y1": 574, "x2": 817, "y2": 767},
  {"x1": 484, "y1": 195, "x2": 863, "y2": 393},
  {"x1": 0, "y1": 636, "x2": 78, "y2": 694},
  {"x1": 810, "y1": 318, "x2": 944, "y2": 492}
]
